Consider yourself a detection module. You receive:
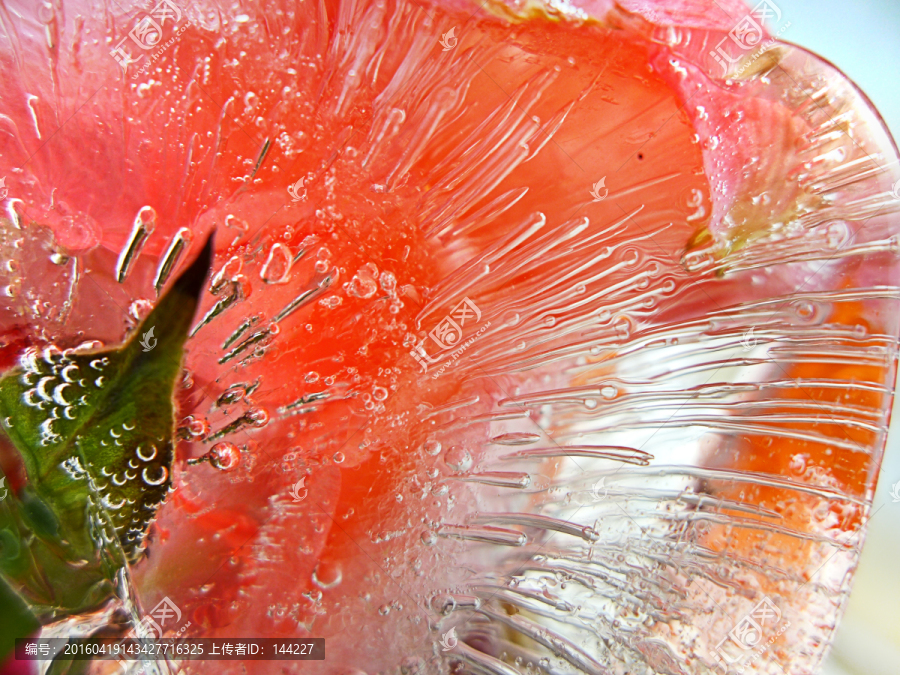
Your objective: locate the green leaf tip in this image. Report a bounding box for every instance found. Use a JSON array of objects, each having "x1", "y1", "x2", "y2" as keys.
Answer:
[{"x1": 0, "y1": 232, "x2": 214, "y2": 576}]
